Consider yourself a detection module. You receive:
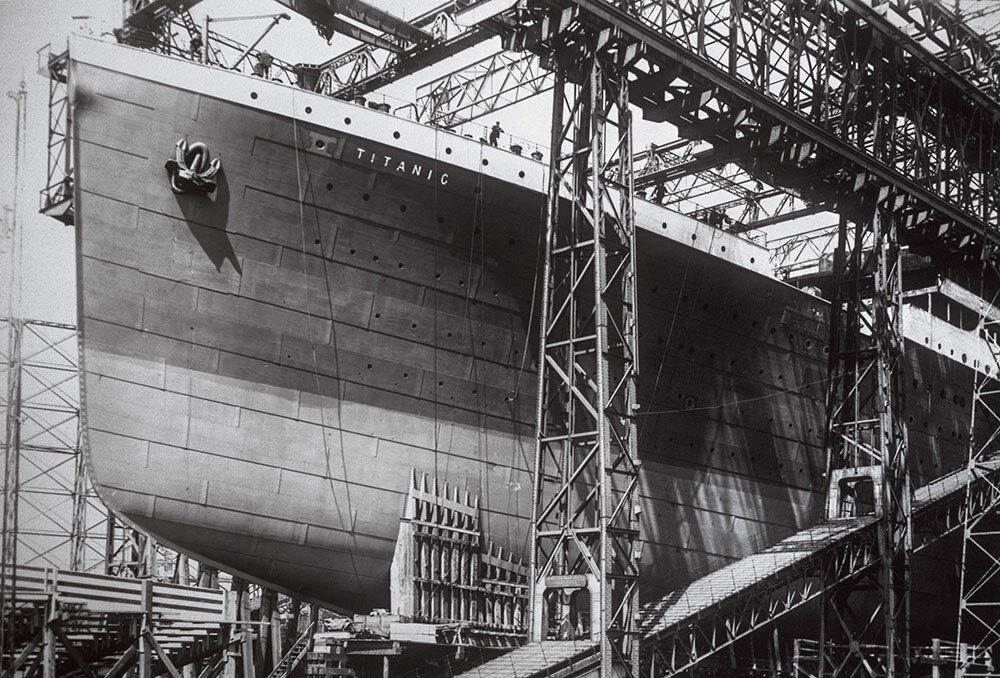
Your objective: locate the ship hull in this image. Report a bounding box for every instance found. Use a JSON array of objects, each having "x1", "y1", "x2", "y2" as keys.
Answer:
[{"x1": 71, "y1": 37, "x2": 973, "y2": 612}]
